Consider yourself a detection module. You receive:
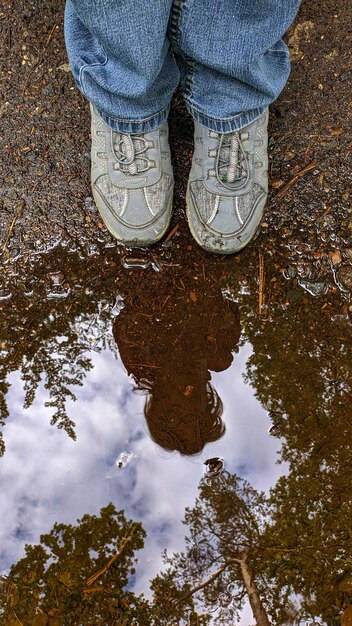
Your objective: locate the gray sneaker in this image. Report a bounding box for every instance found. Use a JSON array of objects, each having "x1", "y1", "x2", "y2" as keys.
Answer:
[
  {"x1": 186, "y1": 109, "x2": 269, "y2": 254},
  {"x1": 90, "y1": 105, "x2": 174, "y2": 246}
]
